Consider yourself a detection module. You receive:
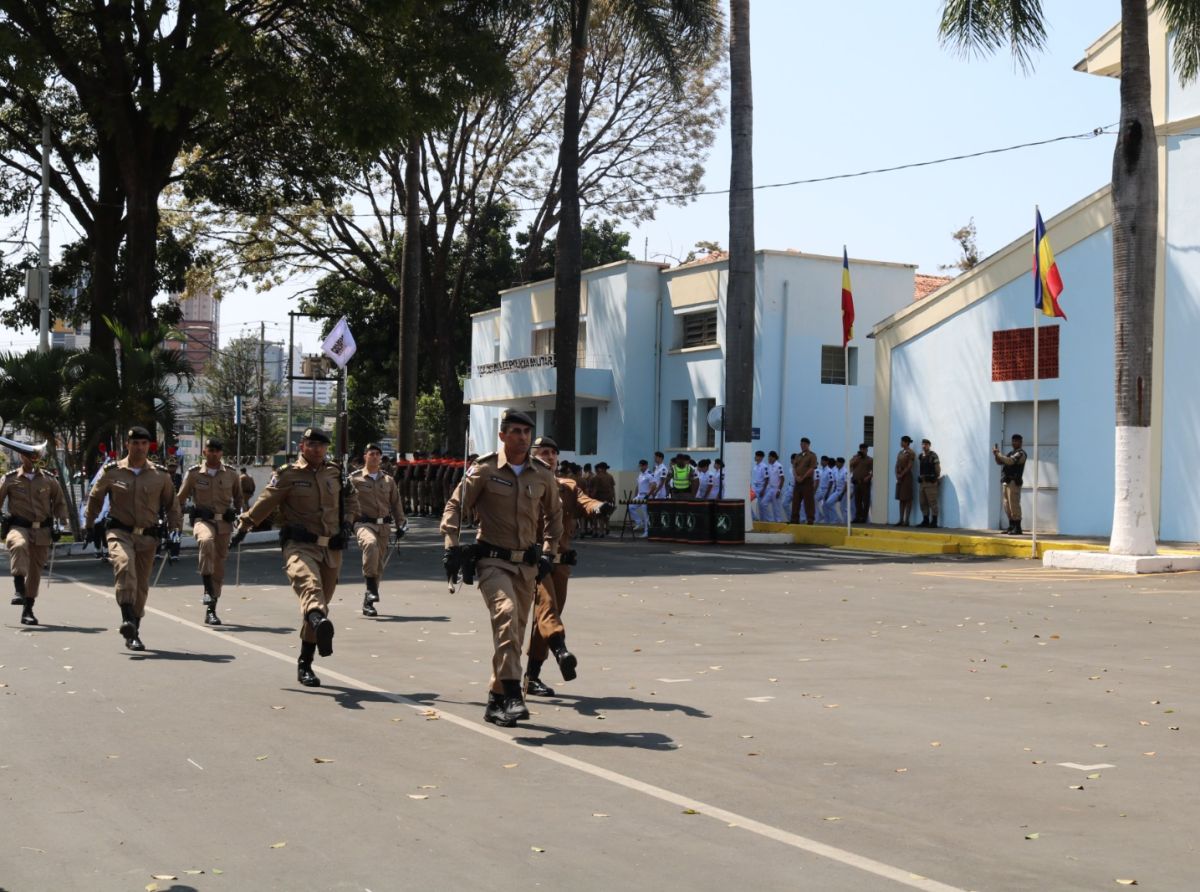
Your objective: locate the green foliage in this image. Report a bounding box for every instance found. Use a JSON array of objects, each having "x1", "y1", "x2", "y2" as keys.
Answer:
[
  {"x1": 940, "y1": 219, "x2": 979, "y2": 272},
  {"x1": 416, "y1": 387, "x2": 448, "y2": 453},
  {"x1": 518, "y1": 217, "x2": 636, "y2": 283}
]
